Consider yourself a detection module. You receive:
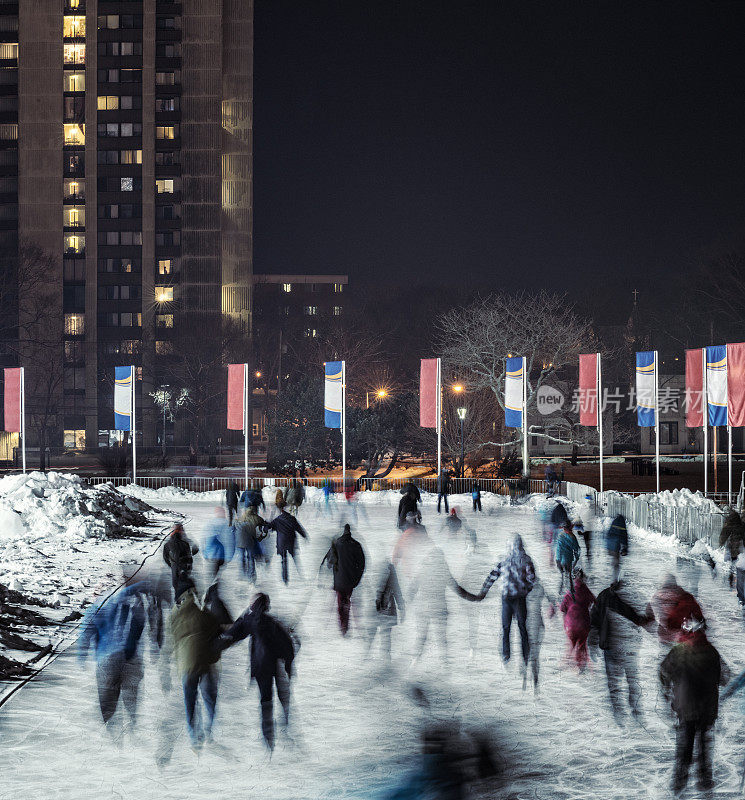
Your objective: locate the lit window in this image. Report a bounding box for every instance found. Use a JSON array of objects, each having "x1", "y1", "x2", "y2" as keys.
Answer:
[
  {"x1": 303, "y1": 306, "x2": 317, "y2": 316},
  {"x1": 333, "y1": 306, "x2": 342, "y2": 316},
  {"x1": 63, "y1": 16, "x2": 85, "y2": 38},
  {"x1": 63, "y1": 44, "x2": 85, "y2": 64},
  {"x1": 63, "y1": 430, "x2": 86, "y2": 450},
  {"x1": 63, "y1": 206, "x2": 85, "y2": 227},
  {"x1": 155, "y1": 341, "x2": 174, "y2": 355},
  {"x1": 158, "y1": 259, "x2": 172, "y2": 275},
  {"x1": 156, "y1": 314, "x2": 173, "y2": 328},
  {"x1": 63, "y1": 72, "x2": 85, "y2": 92},
  {"x1": 63, "y1": 123, "x2": 85, "y2": 146},
  {"x1": 155, "y1": 178, "x2": 174, "y2": 194},
  {"x1": 64, "y1": 179, "x2": 84, "y2": 199},
  {"x1": 155, "y1": 287, "x2": 173, "y2": 302},
  {"x1": 282, "y1": 283, "x2": 292, "y2": 293},
  {"x1": 156, "y1": 126, "x2": 177, "y2": 140},
  {"x1": 97, "y1": 95, "x2": 118, "y2": 111},
  {"x1": 0, "y1": 124, "x2": 17, "y2": 140},
  {"x1": 334, "y1": 283, "x2": 344, "y2": 293},
  {"x1": 121, "y1": 177, "x2": 133, "y2": 192},
  {"x1": 64, "y1": 234, "x2": 85, "y2": 254},
  {"x1": 119, "y1": 149, "x2": 142, "y2": 165},
  {"x1": 64, "y1": 313, "x2": 85, "y2": 335},
  {"x1": 304, "y1": 328, "x2": 317, "y2": 338},
  {"x1": 0, "y1": 43, "x2": 18, "y2": 61}
]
